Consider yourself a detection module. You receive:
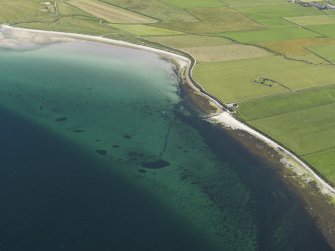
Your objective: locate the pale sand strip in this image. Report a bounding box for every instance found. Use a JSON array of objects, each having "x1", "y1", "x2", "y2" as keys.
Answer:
[{"x1": 1, "y1": 24, "x2": 334, "y2": 197}]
